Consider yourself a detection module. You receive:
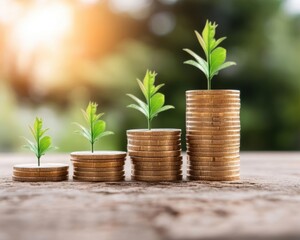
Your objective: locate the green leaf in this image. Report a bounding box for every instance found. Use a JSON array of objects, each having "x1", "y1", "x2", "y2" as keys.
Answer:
[
  {"x1": 195, "y1": 30, "x2": 207, "y2": 57},
  {"x1": 137, "y1": 78, "x2": 147, "y2": 100},
  {"x1": 126, "y1": 94, "x2": 148, "y2": 113},
  {"x1": 183, "y1": 48, "x2": 208, "y2": 76},
  {"x1": 150, "y1": 93, "x2": 165, "y2": 119},
  {"x1": 93, "y1": 120, "x2": 106, "y2": 140},
  {"x1": 39, "y1": 136, "x2": 51, "y2": 156},
  {"x1": 214, "y1": 61, "x2": 236, "y2": 73},
  {"x1": 127, "y1": 104, "x2": 148, "y2": 118},
  {"x1": 184, "y1": 60, "x2": 207, "y2": 76},
  {"x1": 210, "y1": 47, "x2": 226, "y2": 78},
  {"x1": 151, "y1": 105, "x2": 175, "y2": 119},
  {"x1": 95, "y1": 131, "x2": 114, "y2": 142},
  {"x1": 73, "y1": 122, "x2": 92, "y2": 142}
]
